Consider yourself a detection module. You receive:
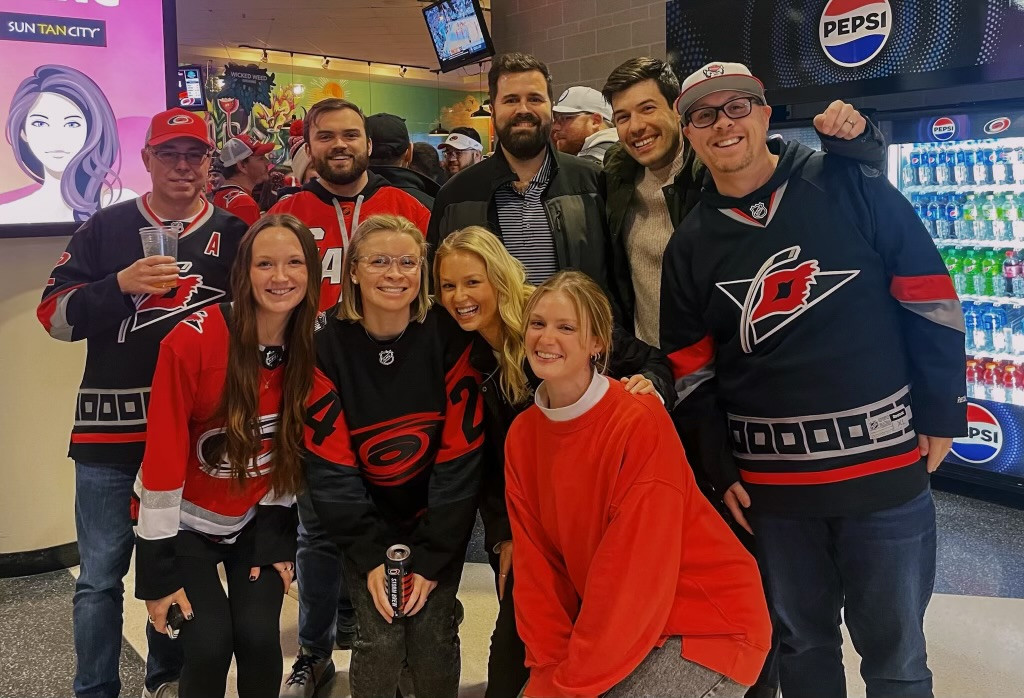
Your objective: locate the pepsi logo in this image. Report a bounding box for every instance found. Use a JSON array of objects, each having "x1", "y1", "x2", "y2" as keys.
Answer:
[
  {"x1": 950, "y1": 403, "x2": 1003, "y2": 464},
  {"x1": 168, "y1": 115, "x2": 194, "y2": 126},
  {"x1": 931, "y1": 117, "x2": 956, "y2": 141},
  {"x1": 984, "y1": 117, "x2": 1012, "y2": 135},
  {"x1": 820, "y1": 0, "x2": 892, "y2": 68},
  {"x1": 703, "y1": 63, "x2": 725, "y2": 78}
]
